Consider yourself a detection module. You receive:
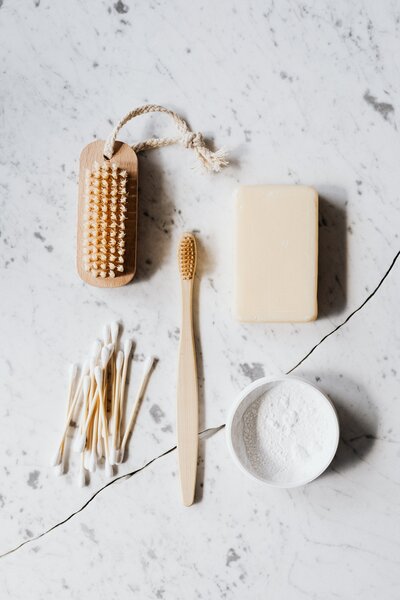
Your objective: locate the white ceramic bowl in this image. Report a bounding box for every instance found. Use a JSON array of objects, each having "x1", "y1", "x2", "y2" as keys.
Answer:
[{"x1": 226, "y1": 376, "x2": 340, "y2": 488}]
